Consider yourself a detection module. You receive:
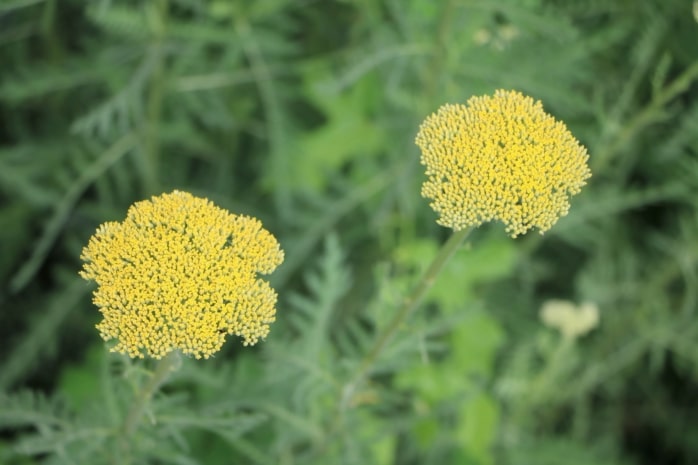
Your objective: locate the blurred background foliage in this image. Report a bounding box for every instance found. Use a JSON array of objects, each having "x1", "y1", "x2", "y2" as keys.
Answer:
[{"x1": 0, "y1": 0, "x2": 697, "y2": 464}]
